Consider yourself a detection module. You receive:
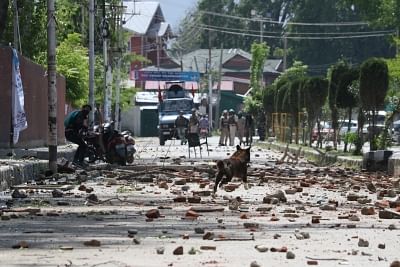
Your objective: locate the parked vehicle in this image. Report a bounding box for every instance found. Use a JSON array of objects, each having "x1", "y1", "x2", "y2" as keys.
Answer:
[
  {"x1": 339, "y1": 120, "x2": 358, "y2": 136},
  {"x1": 311, "y1": 121, "x2": 333, "y2": 142},
  {"x1": 84, "y1": 122, "x2": 136, "y2": 165},
  {"x1": 158, "y1": 82, "x2": 194, "y2": 146}
]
